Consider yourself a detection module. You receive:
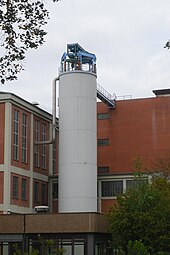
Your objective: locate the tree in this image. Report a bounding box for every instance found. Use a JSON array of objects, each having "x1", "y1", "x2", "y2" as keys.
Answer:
[
  {"x1": 107, "y1": 177, "x2": 170, "y2": 254},
  {"x1": 147, "y1": 153, "x2": 170, "y2": 178},
  {"x1": 127, "y1": 240, "x2": 150, "y2": 255},
  {"x1": 0, "y1": 0, "x2": 59, "y2": 84}
]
